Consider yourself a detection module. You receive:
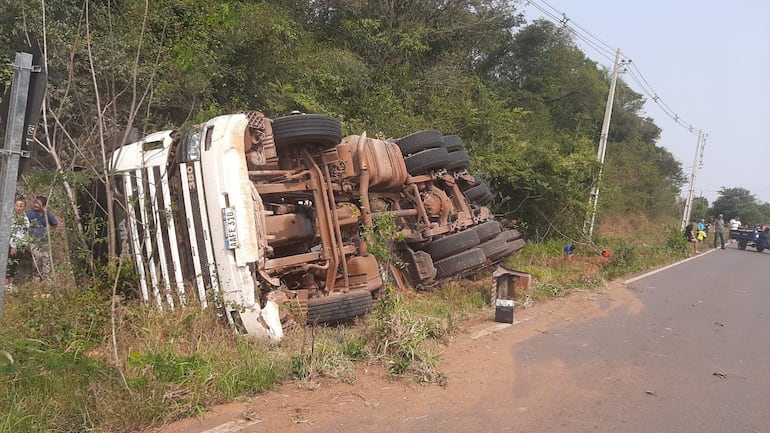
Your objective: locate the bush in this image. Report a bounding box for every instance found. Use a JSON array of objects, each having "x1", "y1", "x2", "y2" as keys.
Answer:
[
  {"x1": 600, "y1": 239, "x2": 637, "y2": 280},
  {"x1": 664, "y1": 224, "x2": 690, "y2": 253}
]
